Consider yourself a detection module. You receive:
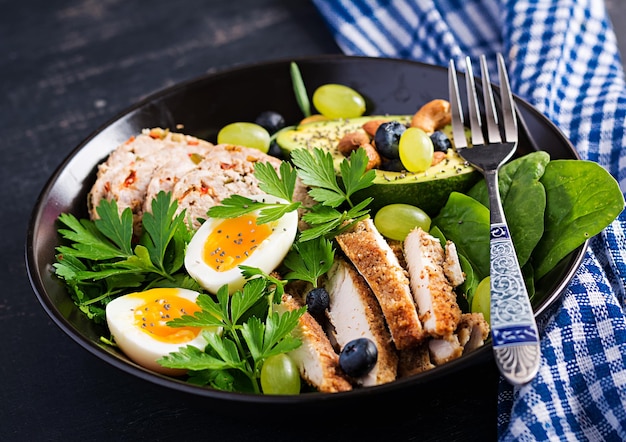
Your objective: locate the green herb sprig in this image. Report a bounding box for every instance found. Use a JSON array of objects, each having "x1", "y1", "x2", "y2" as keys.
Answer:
[
  {"x1": 54, "y1": 191, "x2": 198, "y2": 321},
  {"x1": 290, "y1": 61, "x2": 311, "y2": 118},
  {"x1": 282, "y1": 236, "x2": 335, "y2": 287},
  {"x1": 291, "y1": 147, "x2": 374, "y2": 241},
  {"x1": 207, "y1": 147, "x2": 375, "y2": 242},
  {"x1": 158, "y1": 278, "x2": 305, "y2": 393},
  {"x1": 207, "y1": 161, "x2": 301, "y2": 224}
]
